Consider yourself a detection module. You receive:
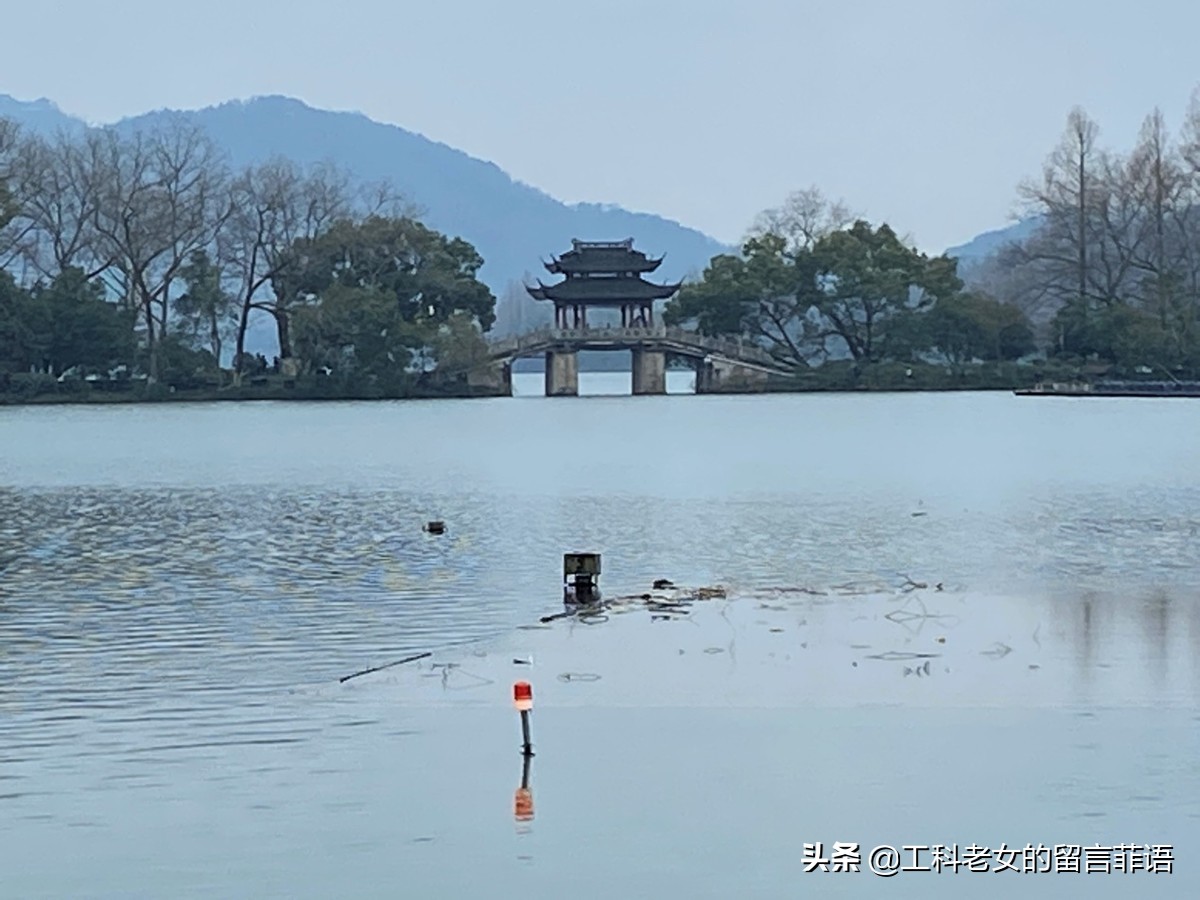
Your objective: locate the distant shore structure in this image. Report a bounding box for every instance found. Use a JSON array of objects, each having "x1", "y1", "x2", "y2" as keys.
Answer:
[
  {"x1": 526, "y1": 238, "x2": 682, "y2": 329},
  {"x1": 478, "y1": 238, "x2": 787, "y2": 396}
]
